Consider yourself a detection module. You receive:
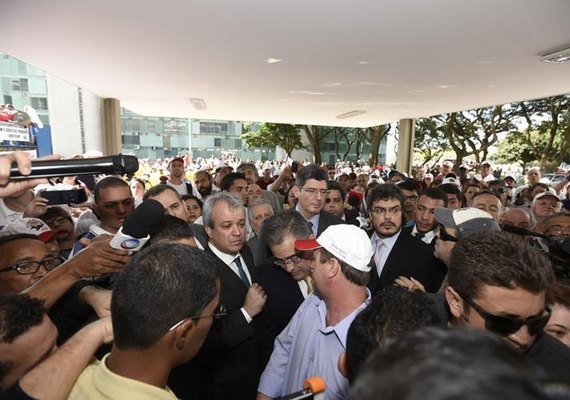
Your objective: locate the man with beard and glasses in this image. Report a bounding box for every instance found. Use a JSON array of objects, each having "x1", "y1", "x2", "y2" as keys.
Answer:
[{"x1": 366, "y1": 184, "x2": 446, "y2": 295}]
